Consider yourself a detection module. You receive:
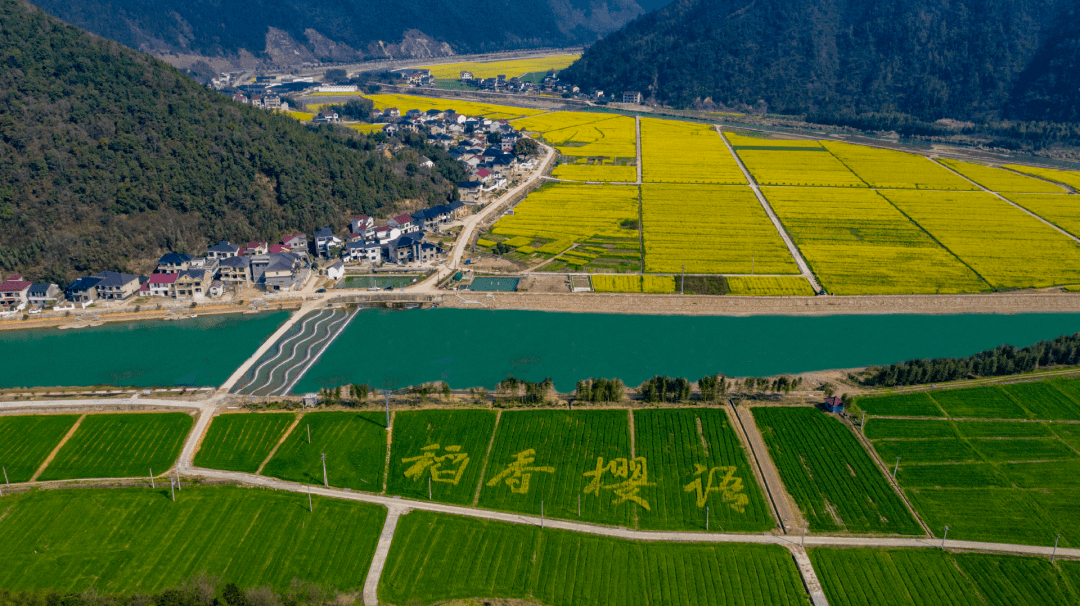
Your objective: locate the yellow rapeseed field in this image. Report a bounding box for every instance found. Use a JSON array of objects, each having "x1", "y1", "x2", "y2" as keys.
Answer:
[
  {"x1": 723, "y1": 132, "x2": 823, "y2": 149},
  {"x1": 284, "y1": 111, "x2": 314, "y2": 121},
  {"x1": 641, "y1": 118, "x2": 745, "y2": 184},
  {"x1": 737, "y1": 149, "x2": 867, "y2": 187},
  {"x1": 822, "y1": 142, "x2": 976, "y2": 190},
  {"x1": 516, "y1": 112, "x2": 636, "y2": 158},
  {"x1": 551, "y1": 162, "x2": 637, "y2": 182},
  {"x1": 641, "y1": 184, "x2": 799, "y2": 275},
  {"x1": 416, "y1": 55, "x2": 579, "y2": 80},
  {"x1": 361, "y1": 94, "x2": 544, "y2": 119},
  {"x1": 763, "y1": 188, "x2": 988, "y2": 295},
  {"x1": 592, "y1": 275, "x2": 675, "y2": 293},
  {"x1": 491, "y1": 183, "x2": 639, "y2": 244},
  {"x1": 348, "y1": 124, "x2": 386, "y2": 133},
  {"x1": 727, "y1": 277, "x2": 815, "y2": 296},
  {"x1": 880, "y1": 190, "x2": 1080, "y2": 289},
  {"x1": 1003, "y1": 194, "x2": 1080, "y2": 239},
  {"x1": 1002, "y1": 165, "x2": 1080, "y2": 190},
  {"x1": 939, "y1": 159, "x2": 1066, "y2": 193}
]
